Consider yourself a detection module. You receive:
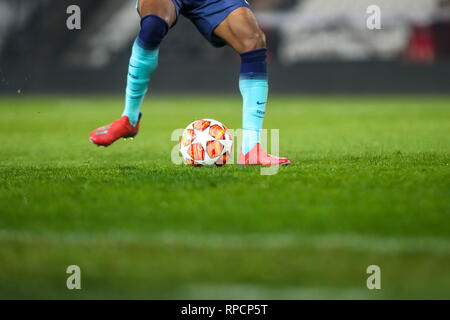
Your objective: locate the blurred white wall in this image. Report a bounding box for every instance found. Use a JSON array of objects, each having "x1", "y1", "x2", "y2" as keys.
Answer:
[{"x1": 256, "y1": 0, "x2": 442, "y2": 63}]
